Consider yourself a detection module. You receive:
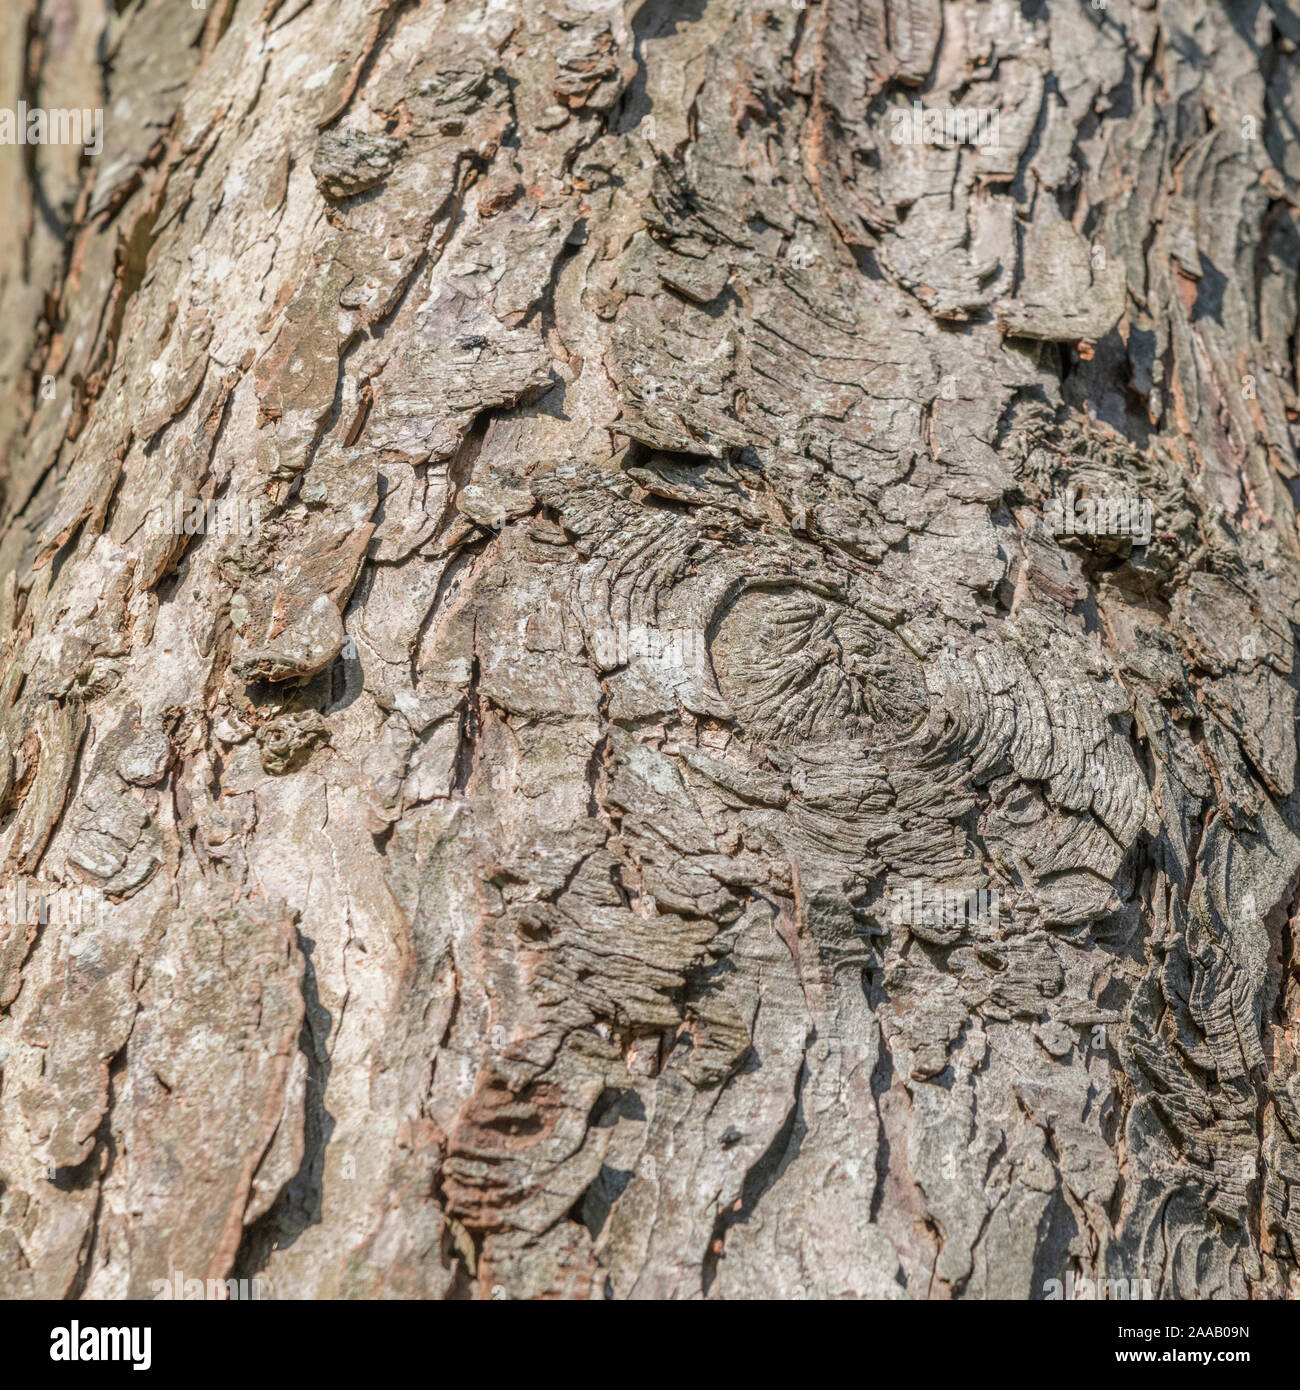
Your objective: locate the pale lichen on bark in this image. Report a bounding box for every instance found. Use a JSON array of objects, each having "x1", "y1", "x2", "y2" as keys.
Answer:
[{"x1": 0, "y1": 0, "x2": 1298, "y2": 1301}]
